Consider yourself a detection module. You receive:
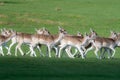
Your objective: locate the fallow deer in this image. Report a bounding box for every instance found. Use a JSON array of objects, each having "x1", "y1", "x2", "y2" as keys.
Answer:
[
  {"x1": 28, "y1": 27, "x2": 67, "y2": 58},
  {"x1": 64, "y1": 32, "x2": 84, "y2": 58},
  {"x1": 7, "y1": 27, "x2": 50, "y2": 57},
  {"x1": 58, "y1": 32, "x2": 94, "y2": 59},
  {"x1": 62, "y1": 29, "x2": 97, "y2": 57},
  {"x1": 85, "y1": 31, "x2": 118, "y2": 59},
  {"x1": 0, "y1": 29, "x2": 16, "y2": 56},
  {"x1": 26, "y1": 27, "x2": 50, "y2": 56}
]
